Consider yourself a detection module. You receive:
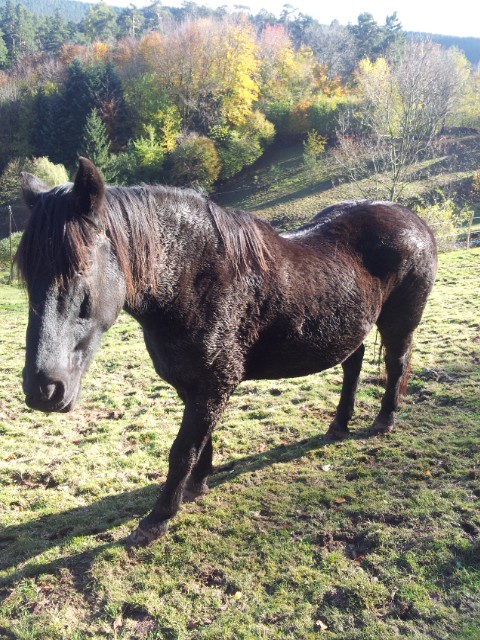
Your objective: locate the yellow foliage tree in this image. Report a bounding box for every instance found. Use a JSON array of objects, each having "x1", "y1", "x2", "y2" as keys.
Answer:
[{"x1": 152, "y1": 18, "x2": 259, "y2": 131}]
